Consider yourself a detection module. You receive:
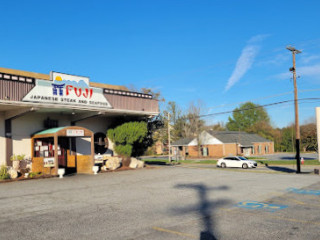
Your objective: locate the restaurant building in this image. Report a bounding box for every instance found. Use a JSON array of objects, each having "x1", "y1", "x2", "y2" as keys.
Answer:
[{"x1": 0, "y1": 67, "x2": 159, "y2": 174}]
